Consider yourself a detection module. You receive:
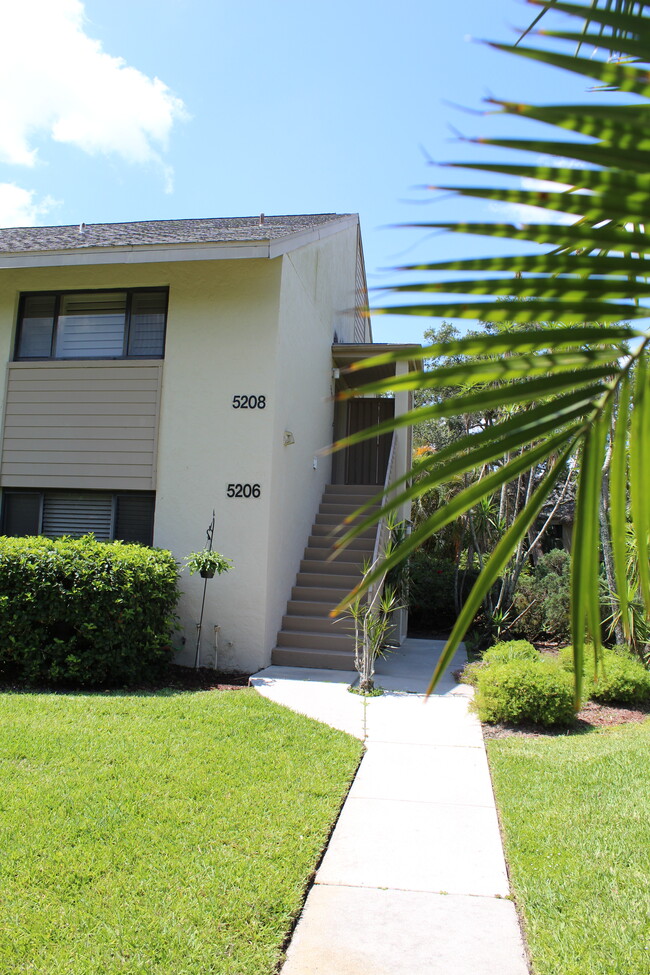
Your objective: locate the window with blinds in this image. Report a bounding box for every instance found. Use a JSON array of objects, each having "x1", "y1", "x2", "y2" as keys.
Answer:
[
  {"x1": 1, "y1": 491, "x2": 155, "y2": 545},
  {"x1": 15, "y1": 289, "x2": 167, "y2": 360},
  {"x1": 42, "y1": 493, "x2": 113, "y2": 540}
]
